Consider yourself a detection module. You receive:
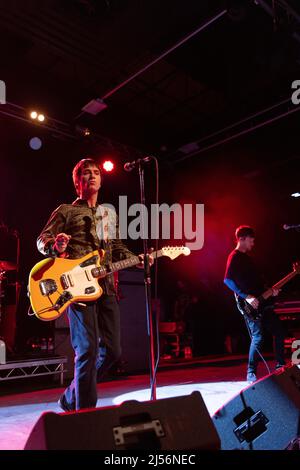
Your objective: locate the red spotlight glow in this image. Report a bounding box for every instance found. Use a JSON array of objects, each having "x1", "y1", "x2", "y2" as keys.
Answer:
[{"x1": 102, "y1": 160, "x2": 115, "y2": 172}]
